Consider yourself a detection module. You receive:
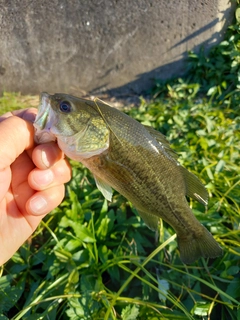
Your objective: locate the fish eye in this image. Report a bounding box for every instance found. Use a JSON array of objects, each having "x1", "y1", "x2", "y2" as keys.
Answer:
[{"x1": 59, "y1": 101, "x2": 71, "y2": 113}]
